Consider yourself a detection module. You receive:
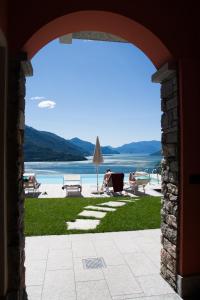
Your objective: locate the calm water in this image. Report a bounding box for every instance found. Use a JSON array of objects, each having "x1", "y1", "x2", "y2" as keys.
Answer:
[{"x1": 25, "y1": 153, "x2": 161, "y2": 184}]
